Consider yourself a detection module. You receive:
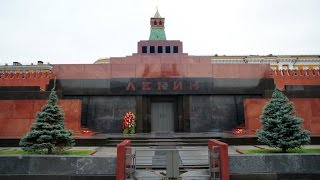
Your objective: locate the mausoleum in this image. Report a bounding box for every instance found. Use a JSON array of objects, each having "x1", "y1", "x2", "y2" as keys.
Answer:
[{"x1": 0, "y1": 10, "x2": 320, "y2": 136}]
